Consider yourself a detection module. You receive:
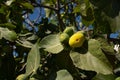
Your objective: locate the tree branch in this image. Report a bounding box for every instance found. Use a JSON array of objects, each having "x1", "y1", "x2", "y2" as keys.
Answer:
[
  {"x1": 35, "y1": 3, "x2": 58, "y2": 12},
  {"x1": 56, "y1": 0, "x2": 65, "y2": 31},
  {"x1": 35, "y1": 1, "x2": 65, "y2": 31},
  {"x1": 108, "y1": 38, "x2": 120, "y2": 44},
  {"x1": 60, "y1": 1, "x2": 72, "y2": 9}
]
